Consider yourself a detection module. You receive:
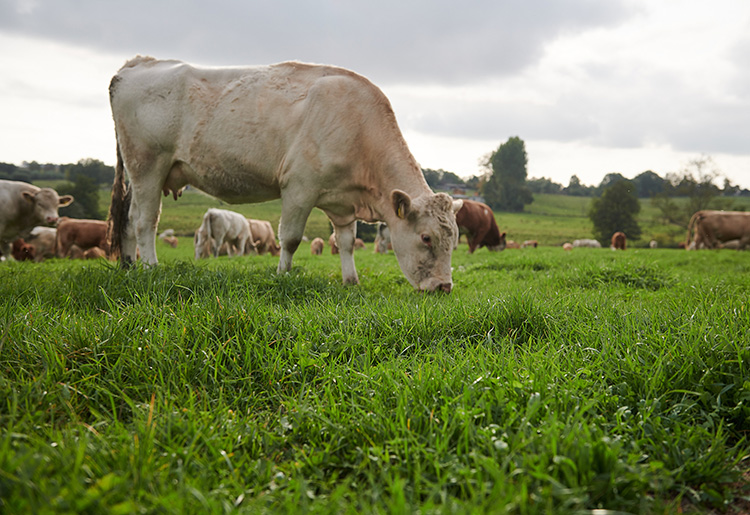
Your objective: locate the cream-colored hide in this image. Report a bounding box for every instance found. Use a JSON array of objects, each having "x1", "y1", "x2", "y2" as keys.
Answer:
[{"x1": 108, "y1": 57, "x2": 460, "y2": 291}]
